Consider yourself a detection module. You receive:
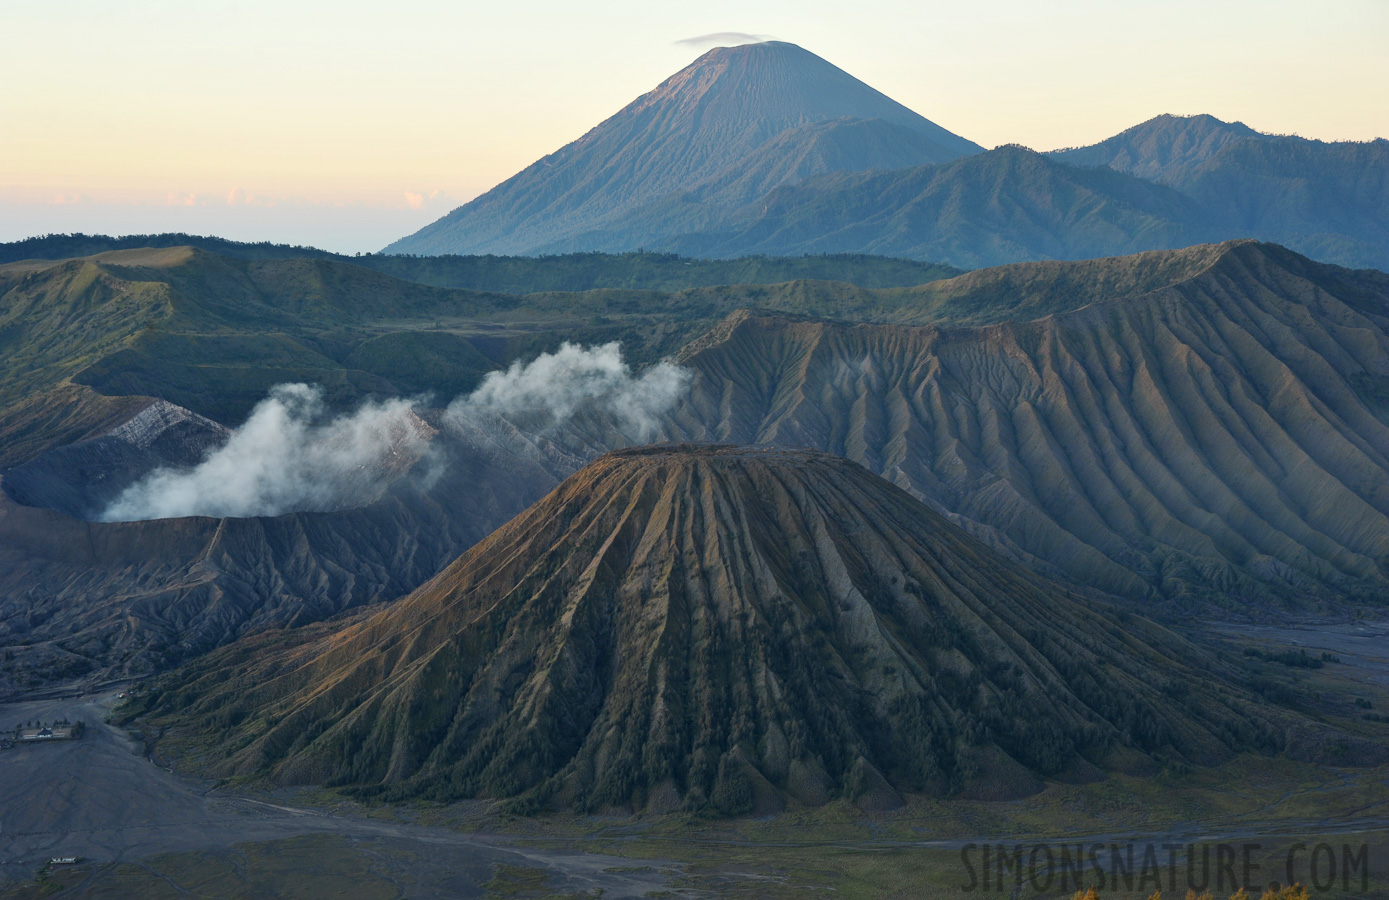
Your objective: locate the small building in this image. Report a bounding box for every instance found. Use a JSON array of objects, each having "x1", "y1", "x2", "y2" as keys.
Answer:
[{"x1": 16, "y1": 722, "x2": 80, "y2": 742}]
